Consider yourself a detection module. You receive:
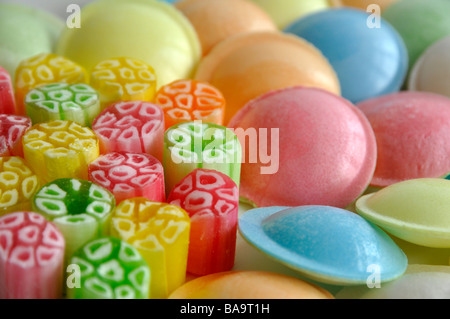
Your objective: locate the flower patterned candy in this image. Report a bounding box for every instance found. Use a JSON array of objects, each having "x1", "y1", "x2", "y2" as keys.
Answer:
[
  {"x1": 92, "y1": 101, "x2": 165, "y2": 161},
  {"x1": 163, "y1": 121, "x2": 241, "y2": 194},
  {"x1": 0, "y1": 212, "x2": 65, "y2": 299},
  {"x1": 90, "y1": 57, "x2": 157, "y2": 110},
  {"x1": 155, "y1": 79, "x2": 225, "y2": 129},
  {"x1": 0, "y1": 157, "x2": 40, "y2": 216},
  {"x1": 168, "y1": 169, "x2": 239, "y2": 276},
  {"x1": 0, "y1": 66, "x2": 16, "y2": 115},
  {"x1": 67, "y1": 237, "x2": 150, "y2": 299},
  {"x1": 32, "y1": 178, "x2": 116, "y2": 261},
  {"x1": 22, "y1": 120, "x2": 99, "y2": 183},
  {"x1": 0, "y1": 114, "x2": 31, "y2": 157},
  {"x1": 14, "y1": 53, "x2": 88, "y2": 116},
  {"x1": 88, "y1": 152, "x2": 165, "y2": 204},
  {"x1": 25, "y1": 83, "x2": 100, "y2": 127},
  {"x1": 111, "y1": 198, "x2": 190, "y2": 299}
]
